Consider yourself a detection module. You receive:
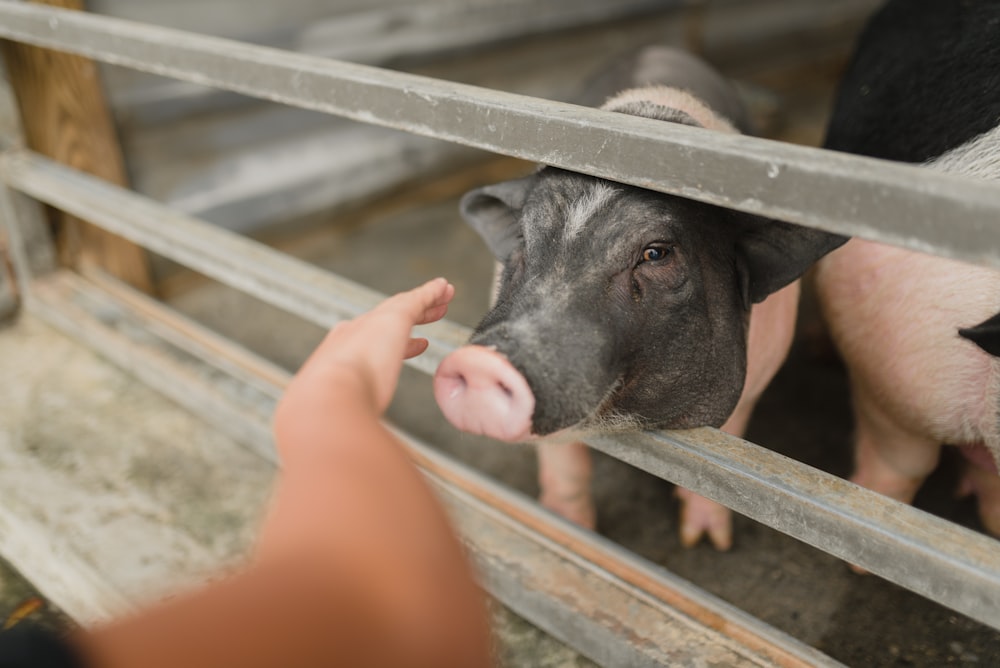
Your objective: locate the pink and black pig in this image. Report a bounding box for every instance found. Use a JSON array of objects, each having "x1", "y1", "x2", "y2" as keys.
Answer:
[
  {"x1": 434, "y1": 46, "x2": 845, "y2": 548},
  {"x1": 814, "y1": 0, "x2": 1000, "y2": 542}
]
